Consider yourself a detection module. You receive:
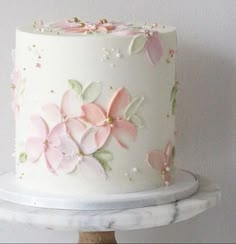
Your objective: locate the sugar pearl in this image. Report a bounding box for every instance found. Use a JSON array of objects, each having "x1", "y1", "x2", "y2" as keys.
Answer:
[{"x1": 132, "y1": 167, "x2": 138, "y2": 173}]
